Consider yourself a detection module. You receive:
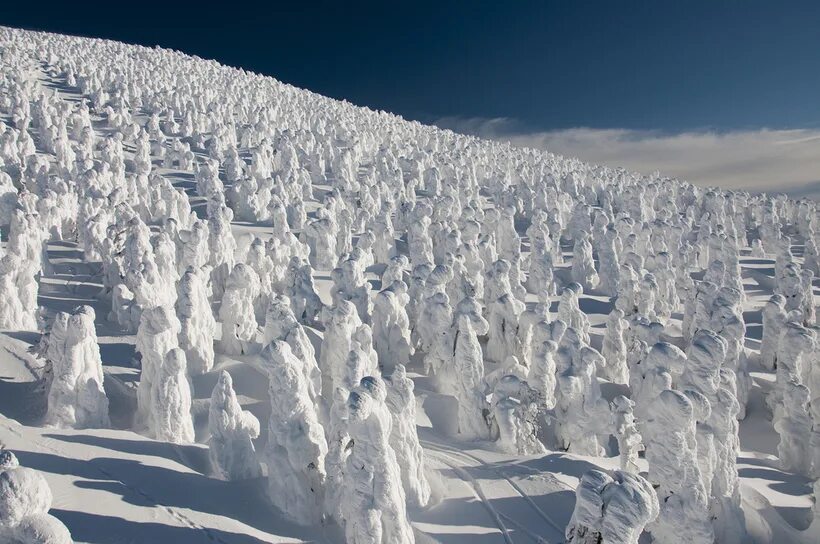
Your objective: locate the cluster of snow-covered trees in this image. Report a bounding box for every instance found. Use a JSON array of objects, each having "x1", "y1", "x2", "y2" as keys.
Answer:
[
  {"x1": 1, "y1": 26, "x2": 819, "y2": 543},
  {"x1": 566, "y1": 468, "x2": 658, "y2": 544}
]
